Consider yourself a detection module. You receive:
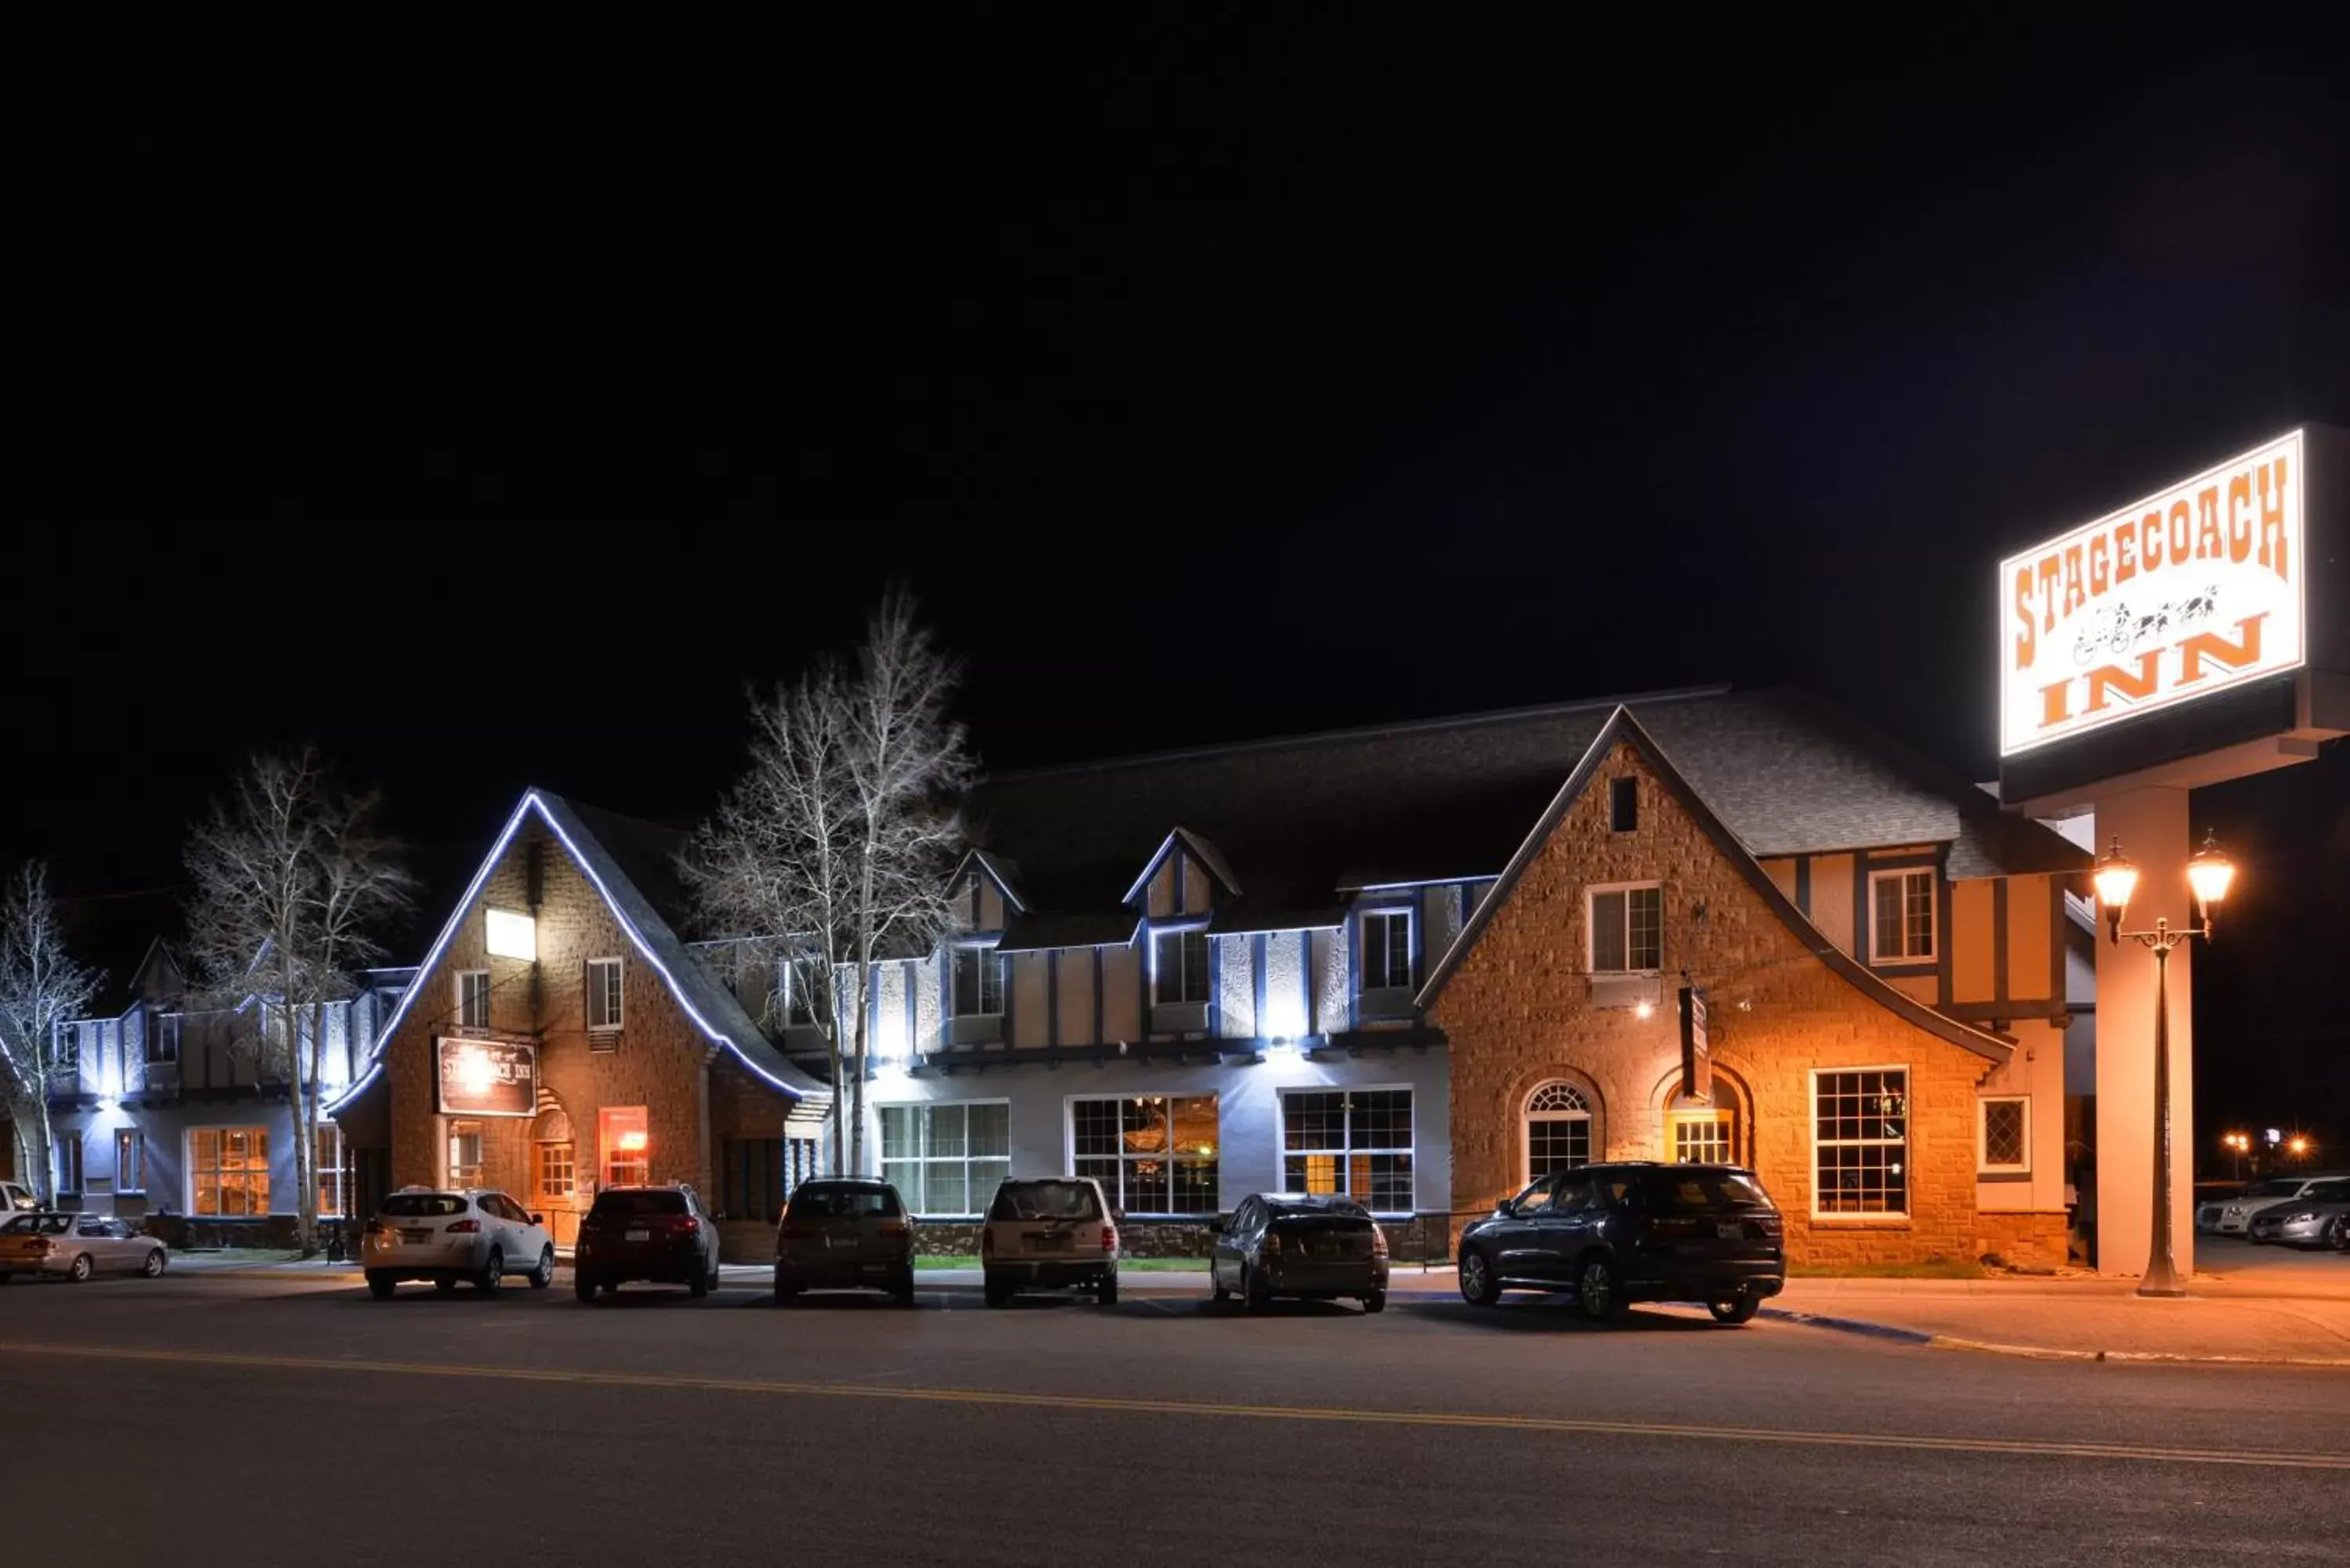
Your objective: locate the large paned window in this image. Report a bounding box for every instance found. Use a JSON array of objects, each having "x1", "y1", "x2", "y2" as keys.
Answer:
[
  {"x1": 1072, "y1": 1095, "x2": 1218, "y2": 1215},
  {"x1": 1589, "y1": 883, "x2": 1662, "y2": 973},
  {"x1": 949, "y1": 947, "x2": 1004, "y2": 1018},
  {"x1": 1524, "y1": 1081, "x2": 1592, "y2": 1181},
  {"x1": 1152, "y1": 929, "x2": 1210, "y2": 1006},
  {"x1": 1360, "y1": 909, "x2": 1412, "y2": 992},
  {"x1": 1813, "y1": 1068, "x2": 1909, "y2": 1216},
  {"x1": 724, "y1": 1139, "x2": 787, "y2": 1224},
  {"x1": 880, "y1": 1101, "x2": 1011, "y2": 1215},
  {"x1": 190, "y1": 1127, "x2": 270, "y2": 1216},
  {"x1": 1281, "y1": 1089, "x2": 1414, "y2": 1213},
  {"x1": 1871, "y1": 869, "x2": 1936, "y2": 962},
  {"x1": 537, "y1": 1140, "x2": 577, "y2": 1203},
  {"x1": 316, "y1": 1123, "x2": 348, "y2": 1216},
  {"x1": 599, "y1": 1106, "x2": 649, "y2": 1186},
  {"x1": 586, "y1": 958, "x2": 624, "y2": 1031}
]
